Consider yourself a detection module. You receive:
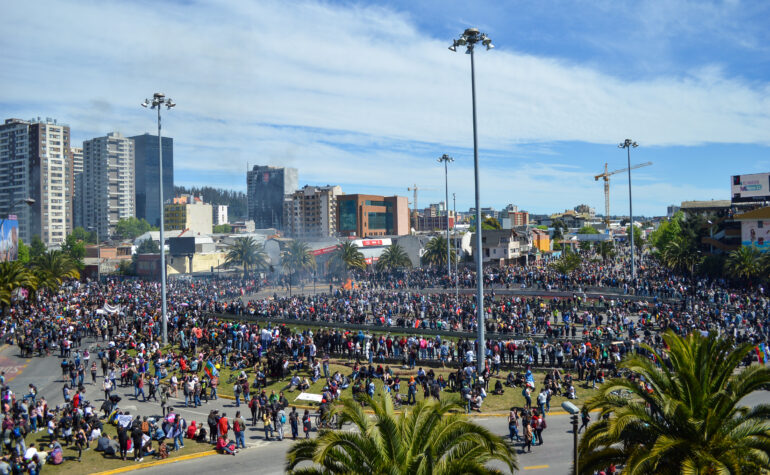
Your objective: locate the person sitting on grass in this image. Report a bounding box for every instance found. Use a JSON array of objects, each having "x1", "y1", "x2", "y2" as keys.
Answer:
[
  {"x1": 493, "y1": 379, "x2": 505, "y2": 395},
  {"x1": 288, "y1": 374, "x2": 301, "y2": 392}
]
